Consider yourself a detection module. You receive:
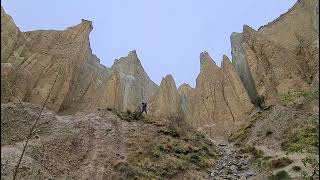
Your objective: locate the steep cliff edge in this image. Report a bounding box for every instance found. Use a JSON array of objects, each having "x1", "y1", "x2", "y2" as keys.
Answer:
[
  {"x1": 231, "y1": 0, "x2": 319, "y2": 106},
  {"x1": 185, "y1": 52, "x2": 253, "y2": 140}
]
